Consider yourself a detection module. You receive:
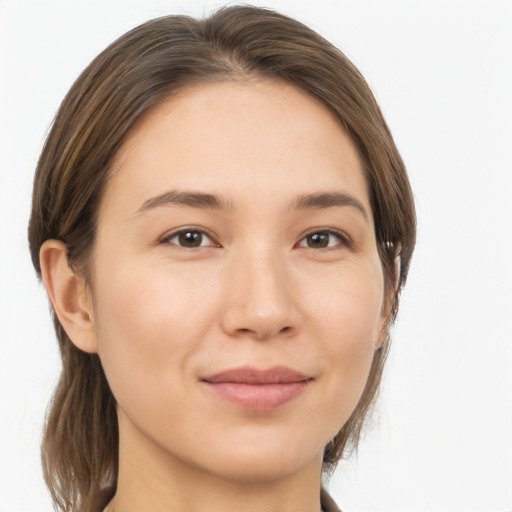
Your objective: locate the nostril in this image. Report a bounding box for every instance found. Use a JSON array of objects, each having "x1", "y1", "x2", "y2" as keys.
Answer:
[{"x1": 234, "y1": 325, "x2": 293, "y2": 340}]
